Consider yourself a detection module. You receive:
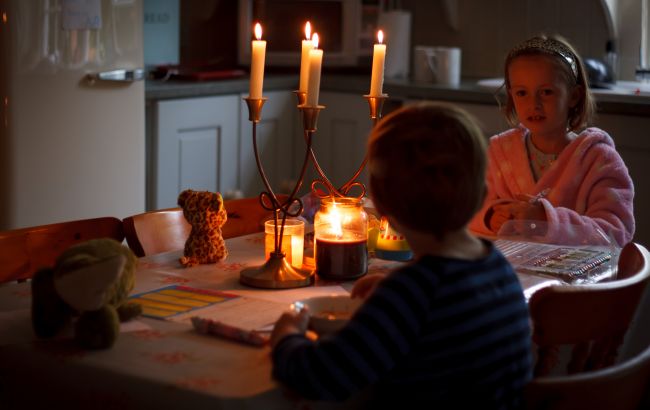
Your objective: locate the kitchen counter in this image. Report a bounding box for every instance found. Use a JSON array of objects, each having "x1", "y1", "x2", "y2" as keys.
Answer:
[{"x1": 145, "y1": 74, "x2": 650, "y2": 117}]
